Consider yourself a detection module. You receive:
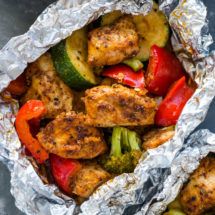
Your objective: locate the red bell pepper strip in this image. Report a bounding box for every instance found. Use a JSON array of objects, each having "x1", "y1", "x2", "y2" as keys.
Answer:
[
  {"x1": 102, "y1": 64, "x2": 145, "y2": 89},
  {"x1": 155, "y1": 76, "x2": 195, "y2": 126},
  {"x1": 15, "y1": 100, "x2": 49, "y2": 163},
  {"x1": 6, "y1": 73, "x2": 27, "y2": 96},
  {"x1": 146, "y1": 45, "x2": 184, "y2": 96},
  {"x1": 50, "y1": 154, "x2": 82, "y2": 194}
]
